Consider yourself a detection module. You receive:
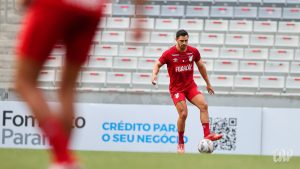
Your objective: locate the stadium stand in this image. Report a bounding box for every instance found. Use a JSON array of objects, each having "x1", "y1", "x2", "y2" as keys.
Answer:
[{"x1": 1, "y1": 0, "x2": 300, "y2": 98}]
